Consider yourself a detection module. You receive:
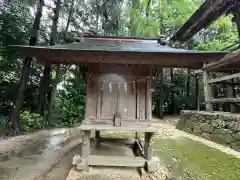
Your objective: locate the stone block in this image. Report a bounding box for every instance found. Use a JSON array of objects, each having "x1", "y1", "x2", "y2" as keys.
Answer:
[
  {"x1": 200, "y1": 123, "x2": 214, "y2": 133},
  {"x1": 213, "y1": 128, "x2": 233, "y2": 134},
  {"x1": 185, "y1": 121, "x2": 194, "y2": 130},
  {"x1": 193, "y1": 122, "x2": 201, "y2": 130},
  {"x1": 146, "y1": 157, "x2": 160, "y2": 173},
  {"x1": 227, "y1": 122, "x2": 240, "y2": 132},
  {"x1": 230, "y1": 141, "x2": 240, "y2": 146},
  {"x1": 211, "y1": 134, "x2": 227, "y2": 145},
  {"x1": 231, "y1": 145, "x2": 240, "y2": 151},
  {"x1": 72, "y1": 154, "x2": 81, "y2": 165},
  {"x1": 193, "y1": 129, "x2": 202, "y2": 135},
  {"x1": 176, "y1": 119, "x2": 186, "y2": 130},
  {"x1": 201, "y1": 133, "x2": 211, "y2": 140},
  {"x1": 232, "y1": 132, "x2": 240, "y2": 141},
  {"x1": 76, "y1": 158, "x2": 88, "y2": 171}
]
